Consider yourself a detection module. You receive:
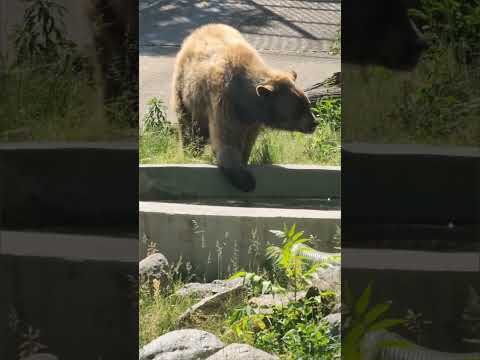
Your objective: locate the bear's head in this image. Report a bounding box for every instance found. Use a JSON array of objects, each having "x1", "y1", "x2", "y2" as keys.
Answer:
[{"x1": 256, "y1": 71, "x2": 317, "y2": 134}]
